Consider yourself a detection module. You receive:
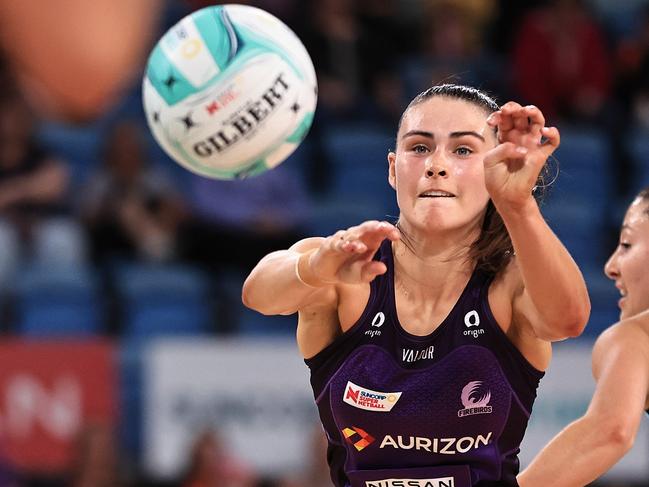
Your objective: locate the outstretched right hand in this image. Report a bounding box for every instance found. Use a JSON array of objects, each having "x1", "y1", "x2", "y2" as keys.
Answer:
[{"x1": 305, "y1": 220, "x2": 400, "y2": 286}]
